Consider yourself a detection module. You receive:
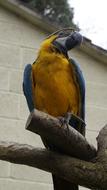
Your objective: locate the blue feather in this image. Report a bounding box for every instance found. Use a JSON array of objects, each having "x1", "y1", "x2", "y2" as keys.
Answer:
[
  {"x1": 70, "y1": 58, "x2": 85, "y2": 120},
  {"x1": 23, "y1": 64, "x2": 34, "y2": 112},
  {"x1": 69, "y1": 58, "x2": 85, "y2": 133}
]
